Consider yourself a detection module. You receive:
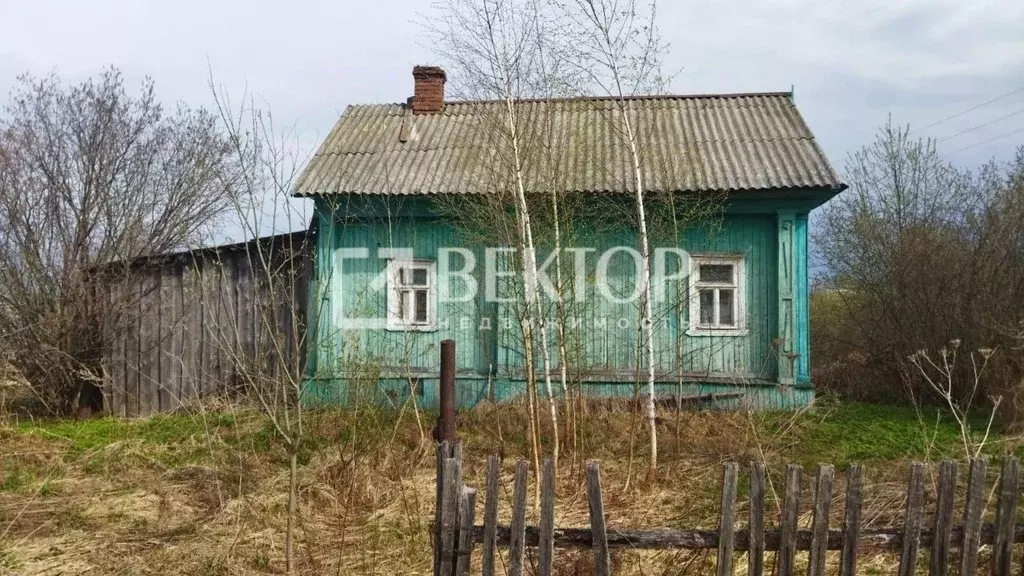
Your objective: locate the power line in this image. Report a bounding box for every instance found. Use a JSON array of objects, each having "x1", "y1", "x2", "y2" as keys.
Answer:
[
  {"x1": 912, "y1": 85, "x2": 1024, "y2": 134},
  {"x1": 946, "y1": 126, "x2": 1024, "y2": 155},
  {"x1": 936, "y1": 107, "x2": 1024, "y2": 142}
]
